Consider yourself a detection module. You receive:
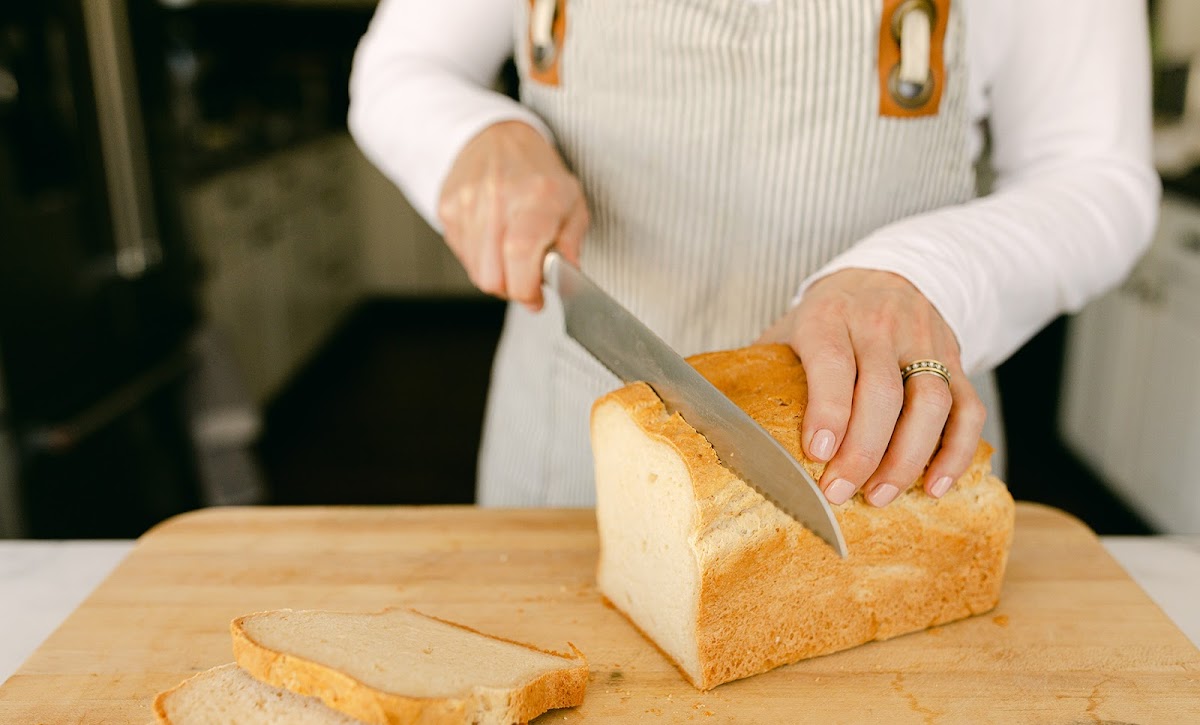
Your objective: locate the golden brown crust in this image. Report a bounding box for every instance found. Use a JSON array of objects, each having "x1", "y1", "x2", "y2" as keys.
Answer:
[
  {"x1": 153, "y1": 674, "x2": 185, "y2": 723},
  {"x1": 231, "y1": 608, "x2": 588, "y2": 725},
  {"x1": 592, "y1": 344, "x2": 1016, "y2": 690}
]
